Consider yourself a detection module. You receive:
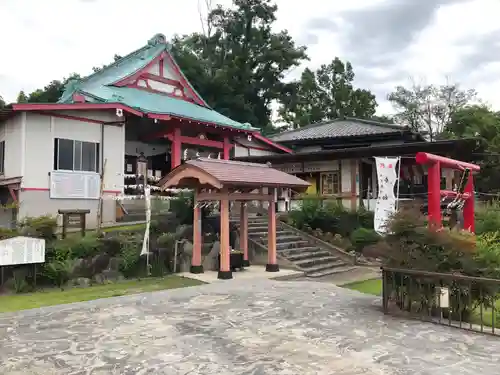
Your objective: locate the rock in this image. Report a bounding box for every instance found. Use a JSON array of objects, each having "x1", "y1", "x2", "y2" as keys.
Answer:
[
  {"x1": 181, "y1": 241, "x2": 193, "y2": 256},
  {"x1": 91, "y1": 254, "x2": 111, "y2": 275},
  {"x1": 72, "y1": 277, "x2": 91, "y2": 287},
  {"x1": 101, "y1": 270, "x2": 125, "y2": 282},
  {"x1": 175, "y1": 225, "x2": 193, "y2": 240},
  {"x1": 202, "y1": 241, "x2": 220, "y2": 271},
  {"x1": 92, "y1": 273, "x2": 106, "y2": 285},
  {"x1": 73, "y1": 258, "x2": 93, "y2": 278},
  {"x1": 234, "y1": 234, "x2": 241, "y2": 251},
  {"x1": 108, "y1": 257, "x2": 123, "y2": 271}
]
